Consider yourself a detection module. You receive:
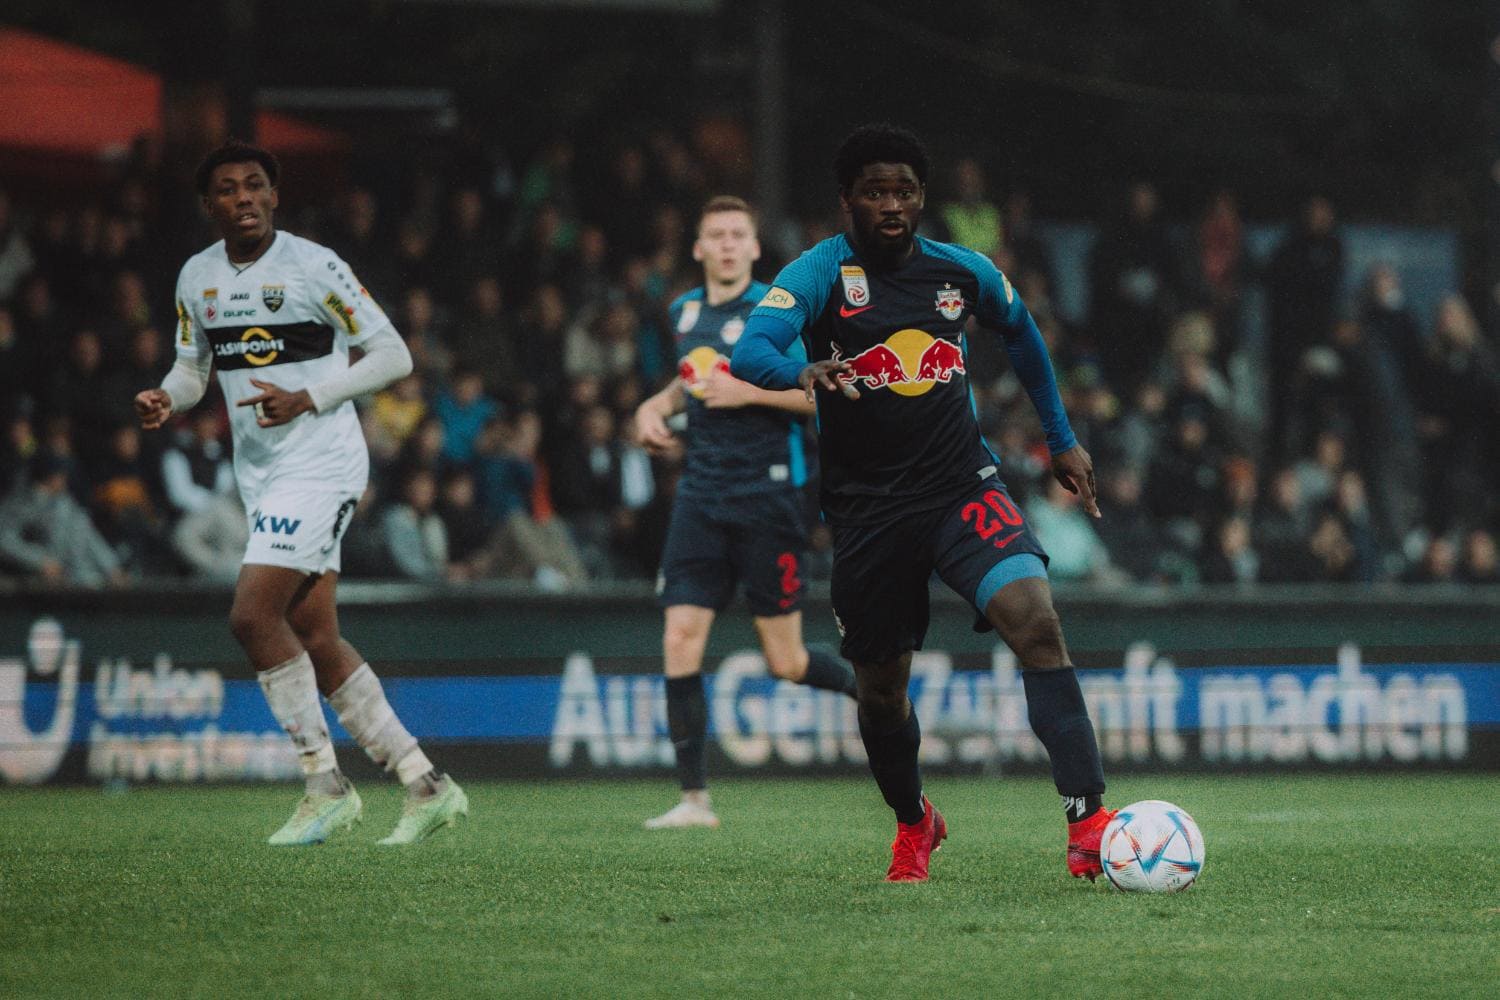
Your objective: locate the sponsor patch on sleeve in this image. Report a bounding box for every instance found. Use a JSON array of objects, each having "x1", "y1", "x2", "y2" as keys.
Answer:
[
  {"x1": 759, "y1": 287, "x2": 796, "y2": 309},
  {"x1": 177, "y1": 301, "x2": 192, "y2": 346},
  {"x1": 324, "y1": 292, "x2": 361, "y2": 336}
]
